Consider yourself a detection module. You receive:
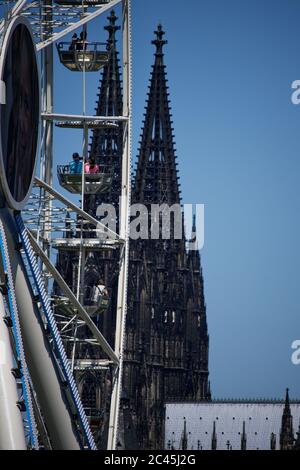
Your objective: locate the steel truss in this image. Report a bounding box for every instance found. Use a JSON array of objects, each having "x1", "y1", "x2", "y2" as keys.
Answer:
[{"x1": 0, "y1": 0, "x2": 132, "y2": 450}]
